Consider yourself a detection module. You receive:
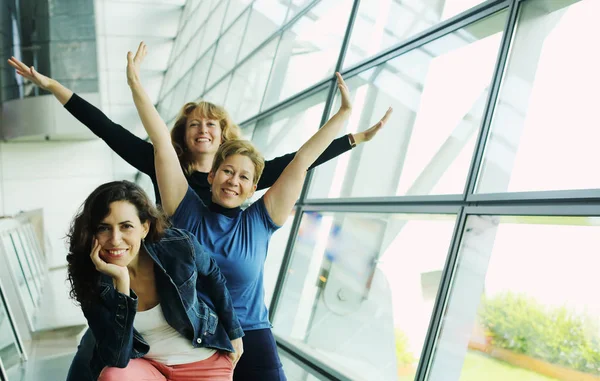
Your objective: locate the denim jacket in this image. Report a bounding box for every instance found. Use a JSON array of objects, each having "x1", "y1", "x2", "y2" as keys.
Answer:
[{"x1": 83, "y1": 228, "x2": 244, "y2": 377}]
